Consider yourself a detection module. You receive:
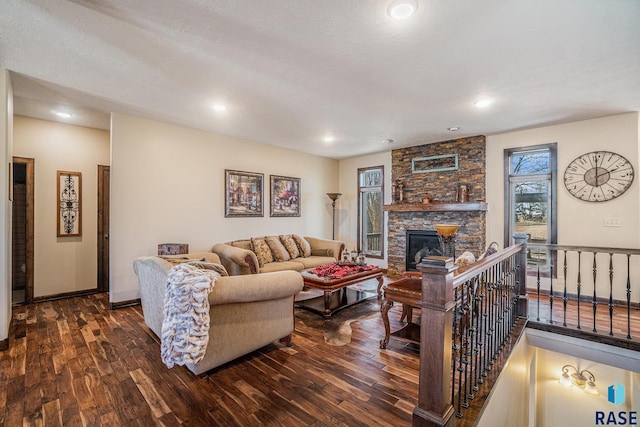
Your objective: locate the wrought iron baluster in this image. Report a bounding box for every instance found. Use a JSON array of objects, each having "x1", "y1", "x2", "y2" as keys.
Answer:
[
  {"x1": 549, "y1": 253, "x2": 554, "y2": 324},
  {"x1": 456, "y1": 284, "x2": 465, "y2": 418},
  {"x1": 473, "y1": 274, "x2": 483, "y2": 391},
  {"x1": 577, "y1": 250, "x2": 582, "y2": 330},
  {"x1": 563, "y1": 250, "x2": 568, "y2": 327},
  {"x1": 452, "y1": 284, "x2": 459, "y2": 411},
  {"x1": 479, "y1": 271, "x2": 487, "y2": 383},
  {"x1": 468, "y1": 278, "x2": 478, "y2": 400},
  {"x1": 536, "y1": 249, "x2": 541, "y2": 321},
  {"x1": 608, "y1": 253, "x2": 614, "y2": 336},
  {"x1": 627, "y1": 254, "x2": 632, "y2": 339},
  {"x1": 592, "y1": 252, "x2": 598, "y2": 333},
  {"x1": 462, "y1": 281, "x2": 471, "y2": 410}
]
